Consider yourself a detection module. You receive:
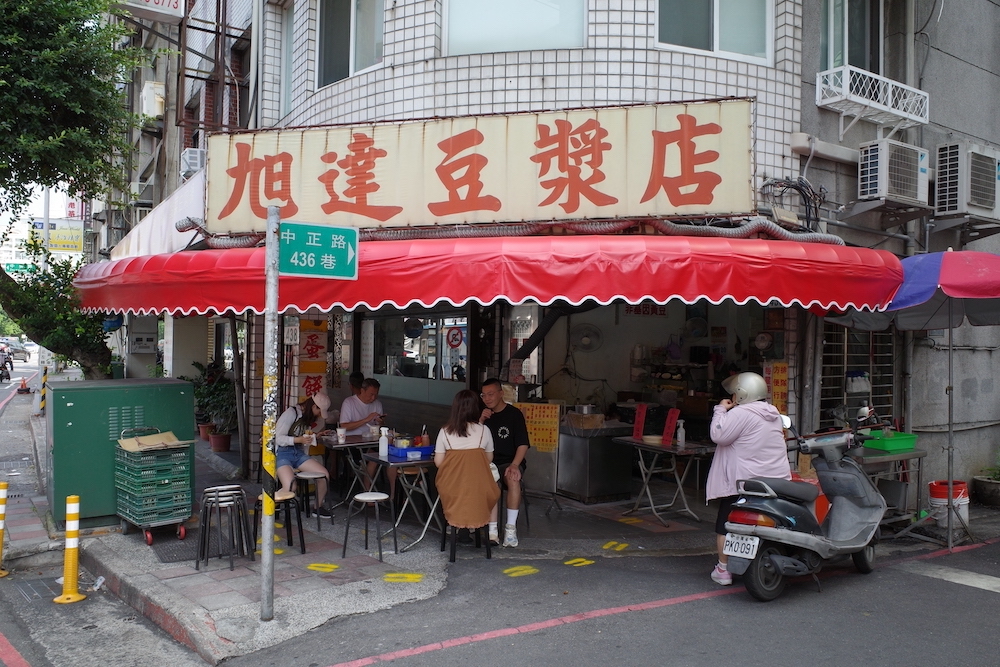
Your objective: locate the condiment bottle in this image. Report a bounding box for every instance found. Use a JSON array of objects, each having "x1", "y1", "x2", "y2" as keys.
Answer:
[
  {"x1": 379, "y1": 427, "x2": 390, "y2": 458},
  {"x1": 676, "y1": 420, "x2": 686, "y2": 450}
]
